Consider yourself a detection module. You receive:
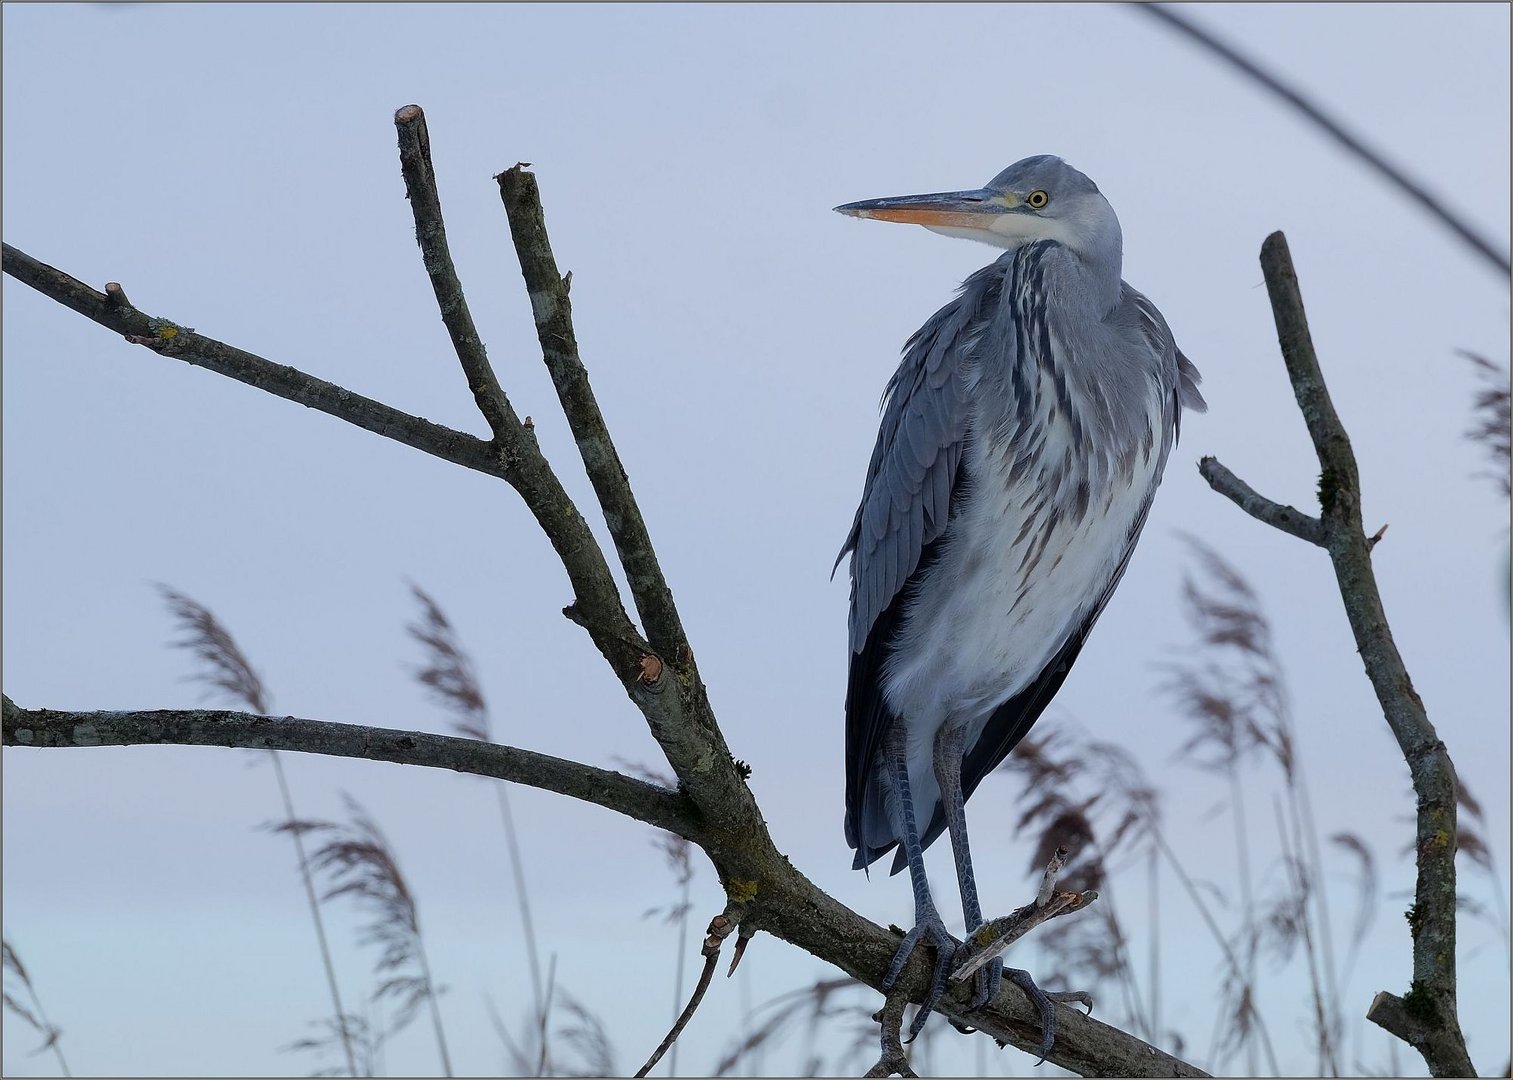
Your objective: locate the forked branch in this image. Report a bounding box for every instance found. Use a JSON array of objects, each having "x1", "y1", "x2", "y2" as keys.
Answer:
[
  {"x1": 1, "y1": 105, "x2": 1208, "y2": 1078},
  {"x1": 1199, "y1": 232, "x2": 1472, "y2": 1077}
]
